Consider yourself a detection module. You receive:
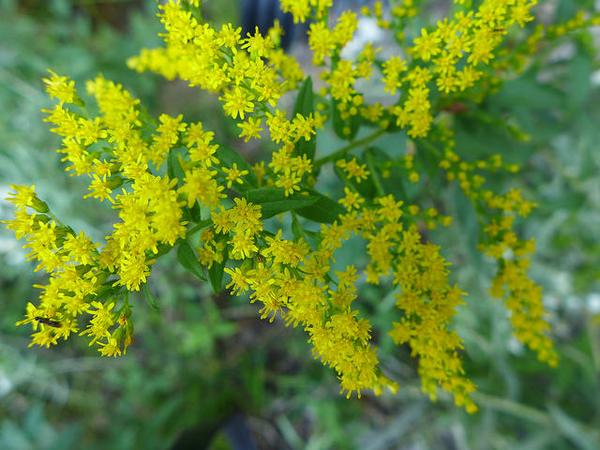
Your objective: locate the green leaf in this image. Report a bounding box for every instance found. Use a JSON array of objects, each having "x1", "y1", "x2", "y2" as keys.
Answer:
[
  {"x1": 566, "y1": 46, "x2": 593, "y2": 111},
  {"x1": 296, "y1": 190, "x2": 345, "y2": 223},
  {"x1": 94, "y1": 284, "x2": 121, "y2": 302},
  {"x1": 292, "y1": 77, "x2": 316, "y2": 159},
  {"x1": 245, "y1": 188, "x2": 319, "y2": 219},
  {"x1": 416, "y1": 140, "x2": 442, "y2": 188},
  {"x1": 332, "y1": 100, "x2": 346, "y2": 140},
  {"x1": 331, "y1": 99, "x2": 360, "y2": 141},
  {"x1": 548, "y1": 404, "x2": 599, "y2": 450},
  {"x1": 167, "y1": 148, "x2": 185, "y2": 183},
  {"x1": 189, "y1": 201, "x2": 202, "y2": 223},
  {"x1": 177, "y1": 241, "x2": 207, "y2": 281},
  {"x1": 208, "y1": 245, "x2": 228, "y2": 294},
  {"x1": 495, "y1": 71, "x2": 562, "y2": 110},
  {"x1": 154, "y1": 243, "x2": 175, "y2": 258},
  {"x1": 293, "y1": 76, "x2": 314, "y2": 118},
  {"x1": 452, "y1": 185, "x2": 481, "y2": 264},
  {"x1": 291, "y1": 212, "x2": 304, "y2": 241},
  {"x1": 215, "y1": 145, "x2": 258, "y2": 187},
  {"x1": 142, "y1": 284, "x2": 160, "y2": 311},
  {"x1": 365, "y1": 148, "x2": 385, "y2": 197}
]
